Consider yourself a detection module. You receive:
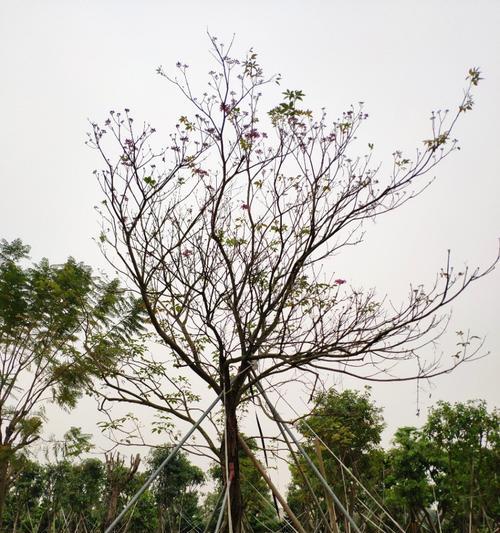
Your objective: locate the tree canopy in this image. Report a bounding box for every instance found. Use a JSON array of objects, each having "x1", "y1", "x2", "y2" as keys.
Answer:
[
  {"x1": 0, "y1": 238, "x2": 143, "y2": 527},
  {"x1": 87, "y1": 37, "x2": 496, "y2": 532}
]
